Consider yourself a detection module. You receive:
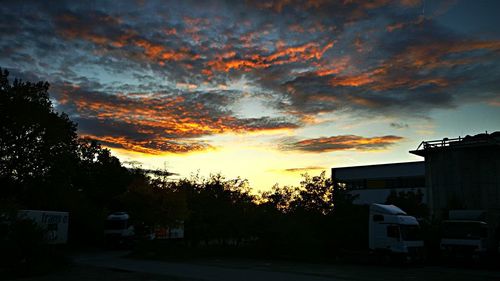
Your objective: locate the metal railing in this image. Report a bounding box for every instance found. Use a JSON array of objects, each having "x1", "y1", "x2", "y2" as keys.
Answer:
[{"x1": 414, "y1": 134, "x2": 498, "y2": 151}]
